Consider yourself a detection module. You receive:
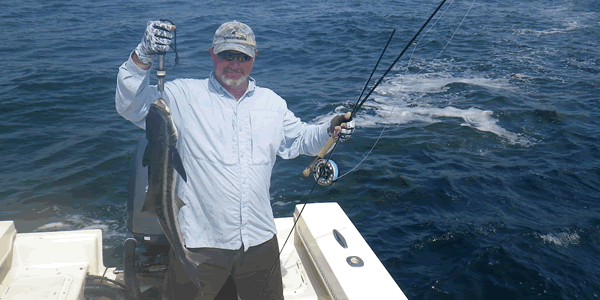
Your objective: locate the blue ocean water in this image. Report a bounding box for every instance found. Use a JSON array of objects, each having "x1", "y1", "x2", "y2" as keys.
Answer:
[{"x1": 2, "y1": 0, "x2": 599, "y2": 298}]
